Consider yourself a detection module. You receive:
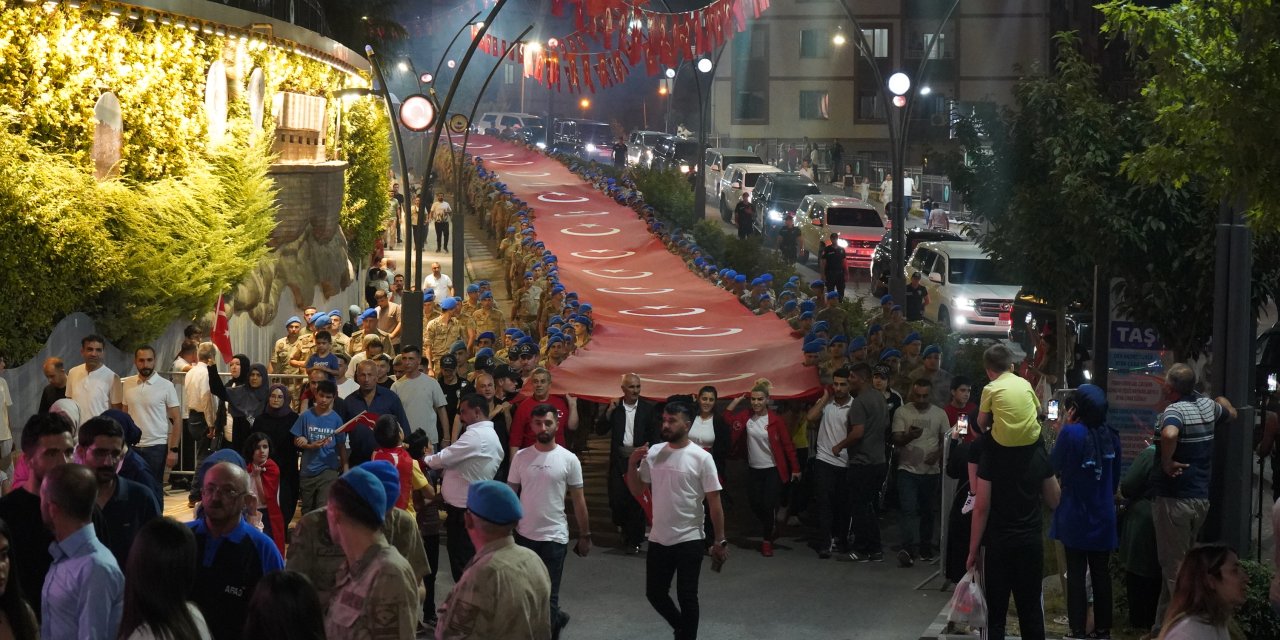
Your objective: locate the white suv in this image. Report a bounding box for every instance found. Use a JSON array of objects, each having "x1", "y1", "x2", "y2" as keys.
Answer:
[
  {"x1": 907, "y1": 240, "x2": 1022, "y2": 336},
  {"x1": 717, "y1": 163, "x2": 781, "y2": 221}
]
